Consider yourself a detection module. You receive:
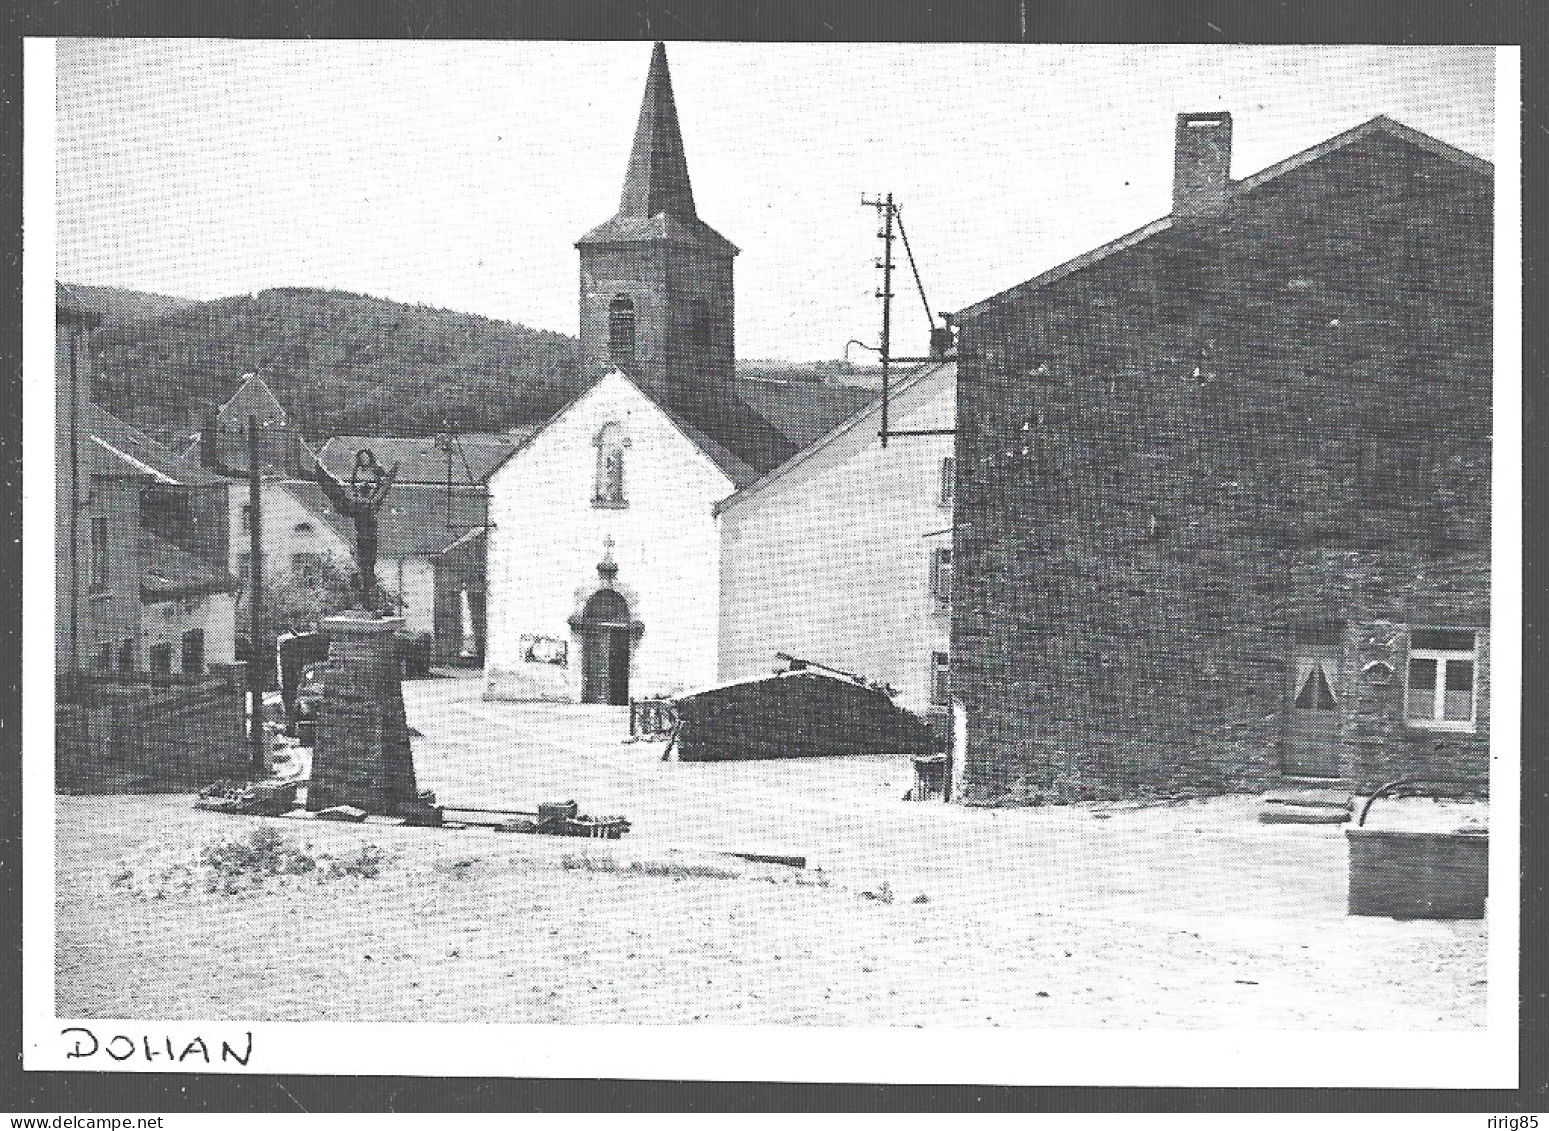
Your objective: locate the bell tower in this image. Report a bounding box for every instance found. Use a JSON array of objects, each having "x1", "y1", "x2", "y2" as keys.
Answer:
[{"x1": 576, "y1": 43, "x2": 738, "y2": 400}]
